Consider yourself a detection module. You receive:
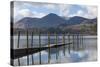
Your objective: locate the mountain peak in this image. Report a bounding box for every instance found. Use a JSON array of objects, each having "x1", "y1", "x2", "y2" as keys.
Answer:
[
  {"x1": 42, "y1": 13, "x2": 59, "y2": 18},
  {"x1": 48, "y1": 13, "x2": 58, "y2": 16}
]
